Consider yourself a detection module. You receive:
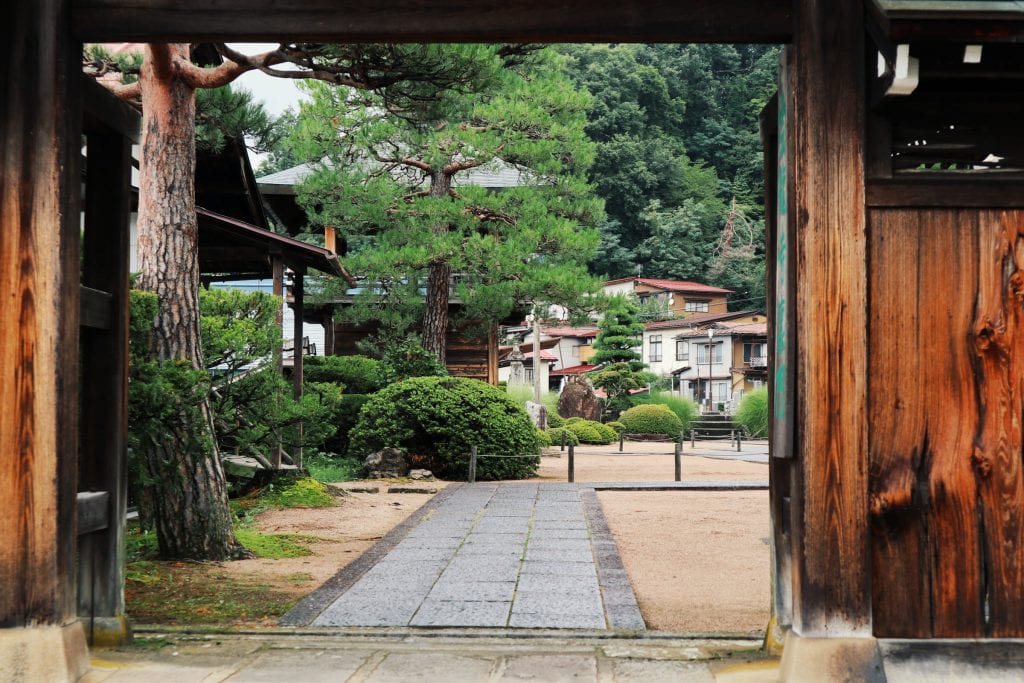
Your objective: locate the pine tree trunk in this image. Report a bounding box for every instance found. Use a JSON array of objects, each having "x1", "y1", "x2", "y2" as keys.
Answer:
[
  {"x1": 135, "y1": 44, "x2": 245, "y2": 560},
  {"x1": 421, "y1": 172, "x2": 452, "y2": 364}
]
